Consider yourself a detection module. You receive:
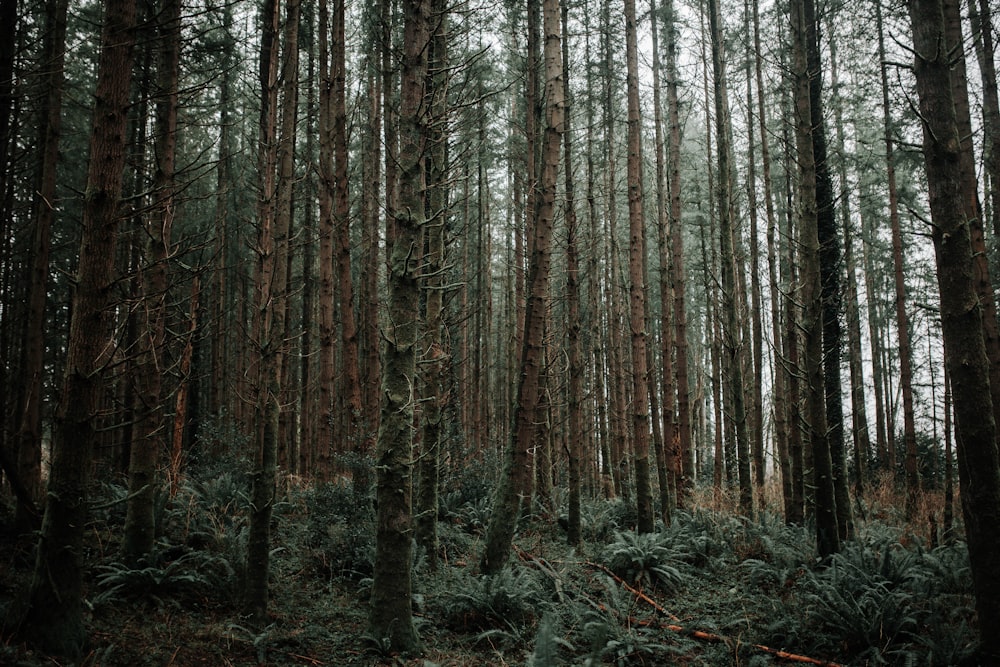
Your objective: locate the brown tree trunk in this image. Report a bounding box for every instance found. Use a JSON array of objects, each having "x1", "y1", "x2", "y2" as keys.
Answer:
[
  {"x1": 246, "y1": 0, "x2": 297, "y2": 625},
  {"x1": 664, "y1": 0, "x2": 692, "y2": 501},
  {"x1": 481, "y1": 0, "x2": 562, "y2": 573},
  {"x1": 876, "y1": 0, "x2": 919, "y2": 517},
  {"x1": 827, "y1": 13, "x2": 871, "y2": 497},
  {"x1": 368, "y1": 0, "x2": 428, "y2": 652},
  {"x1": 11, "y1": 0, "x2": 135, "y2": 654},
  {"x1": 625, "y1": 0, "x2": 654, "y2": 533},
  {"x1": 743, "y1": 0, "x2": 765, "y2": 498},
  {"x1": 123, "y1": 0, "x2": 181, "y2": 561},
  {"x1": 707, "y1": 0, "x2": 752, "y2": 517},
  {"x1": 804, "y1": 0, "x2": 851, "y2": 540},
  {"x1": 331, "y1": 0, "x2": 365, "y2": 490},
  {"x1": 650, "y1": 0, "x2": 675, "y2": 522},
  {"x1": 908, "y1": 0, "x2": 1000, "y2": 657}
]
